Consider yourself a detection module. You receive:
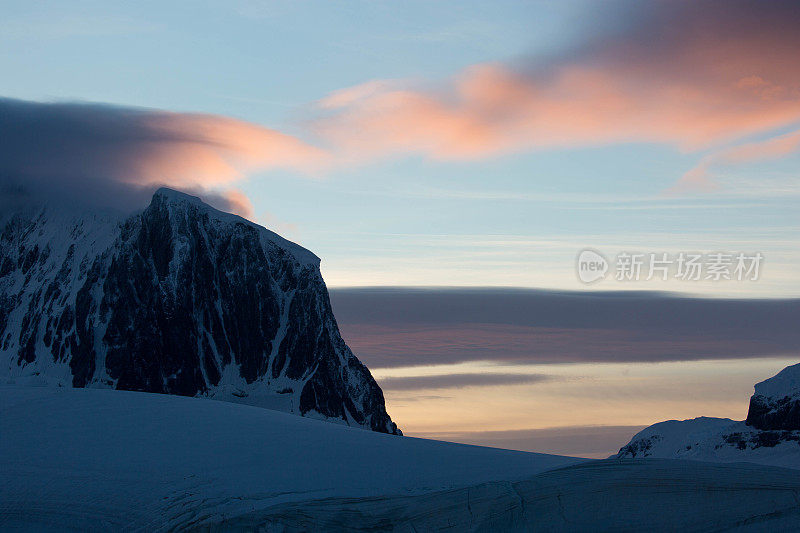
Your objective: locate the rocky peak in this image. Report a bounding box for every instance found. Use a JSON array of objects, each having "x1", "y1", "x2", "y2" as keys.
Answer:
[{"x1": 746, "y1": 362, "x2": 800, "y2": 431}]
